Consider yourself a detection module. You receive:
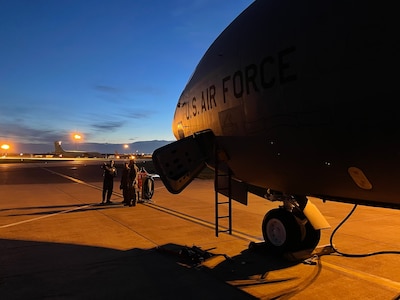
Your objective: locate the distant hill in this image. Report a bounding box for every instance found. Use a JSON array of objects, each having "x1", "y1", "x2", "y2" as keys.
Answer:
[{"x1": 16, "y1": 140, "x2": 174, "y2": 155}]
